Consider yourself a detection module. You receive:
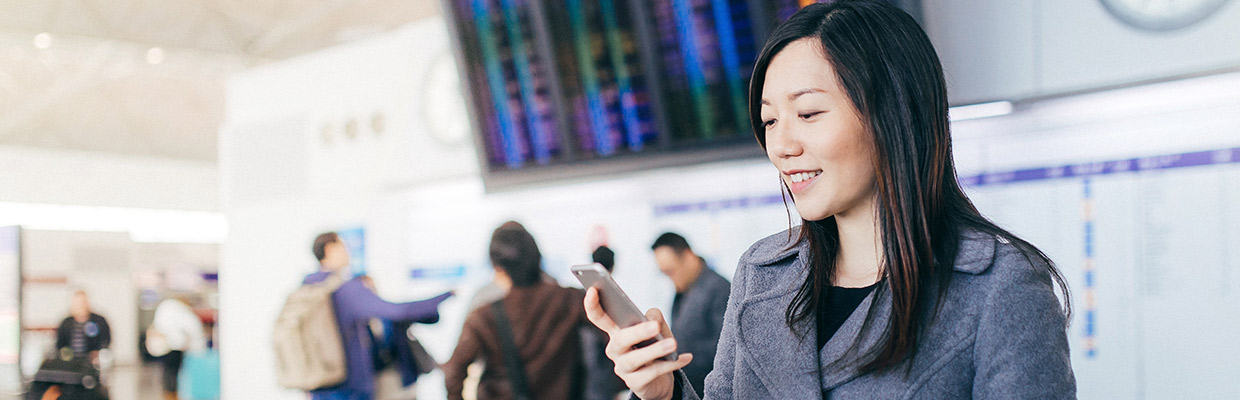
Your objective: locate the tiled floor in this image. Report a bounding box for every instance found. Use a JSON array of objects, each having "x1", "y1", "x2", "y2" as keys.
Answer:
[{"x1": 105, "y1": 363, "x2": 167, "y2": 400}]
